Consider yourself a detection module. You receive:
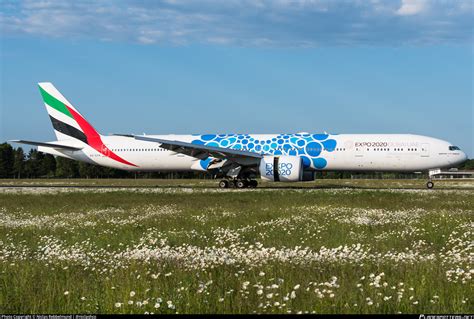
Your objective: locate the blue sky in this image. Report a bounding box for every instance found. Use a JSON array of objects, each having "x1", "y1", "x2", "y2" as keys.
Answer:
[{"x1": 1, "y1": 0, "x2": 473, "y2": 155}]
